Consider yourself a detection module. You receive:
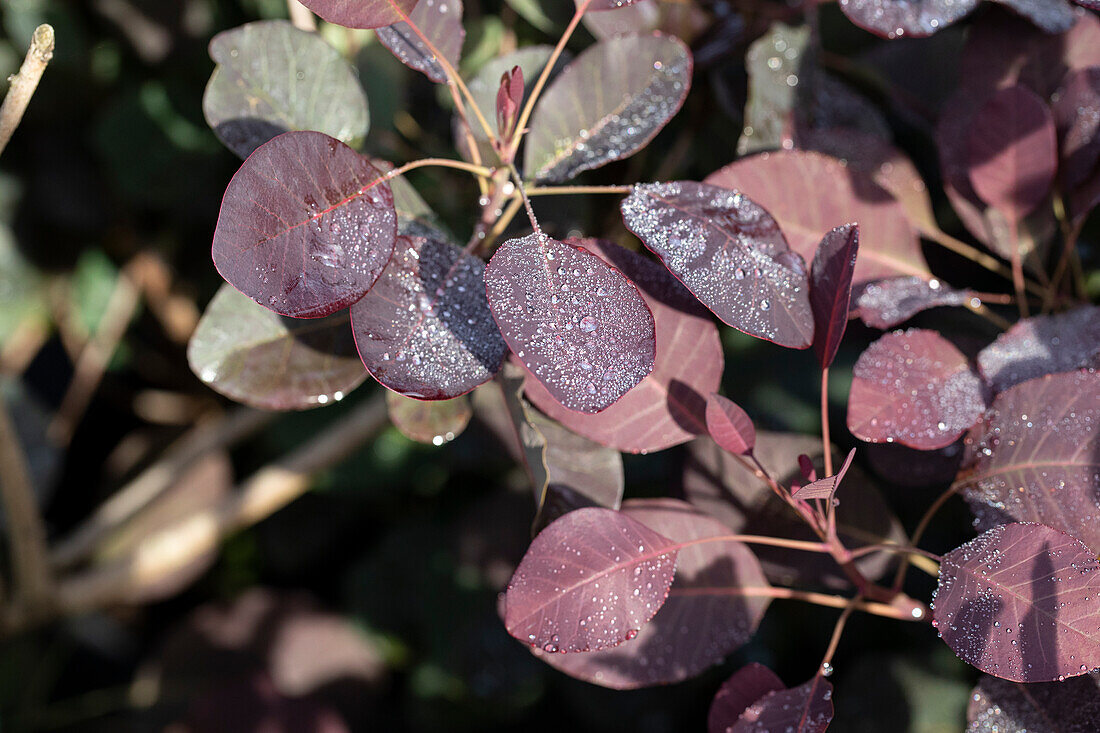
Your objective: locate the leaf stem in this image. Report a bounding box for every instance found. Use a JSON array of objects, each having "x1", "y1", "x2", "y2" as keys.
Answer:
[
  {"x1": 819, "y1": 597, "x2": 858, "y2": 674},
  {"x1": 1043, "y1": 217, "x2": 1085, "y2": 313},
  {"x1": 0, "y1": 24, "x2": 54, "y2": 158},
  {"x1": 381, "y1": 157, "x2": 495, "y2": 184},
  {"x1": 526, "y1": 184, "x2": 634, "y2": 197},
  {"x1": 507, "y1": 161, "x2": 541, "y2": 232},
  {"x1": 820, "y1": 367, "x2": 833, "y2": 478},
  {"x1": 669, "y1": 586, "x2": 924, "y2": 622},
  {"x1": 1008, "y1": 219, "x2": 1029, "y2": 318},
  {"x1": 891, "y1": 482, "x2": 959, "y2": 592}
]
